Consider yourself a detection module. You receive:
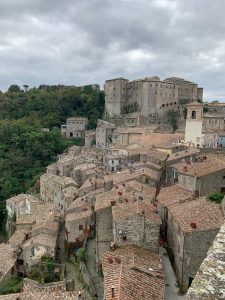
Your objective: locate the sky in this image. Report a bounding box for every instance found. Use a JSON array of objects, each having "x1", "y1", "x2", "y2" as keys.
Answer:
[{"x1": 0, "y1": 0, "x2": 224, "y2": 100}]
